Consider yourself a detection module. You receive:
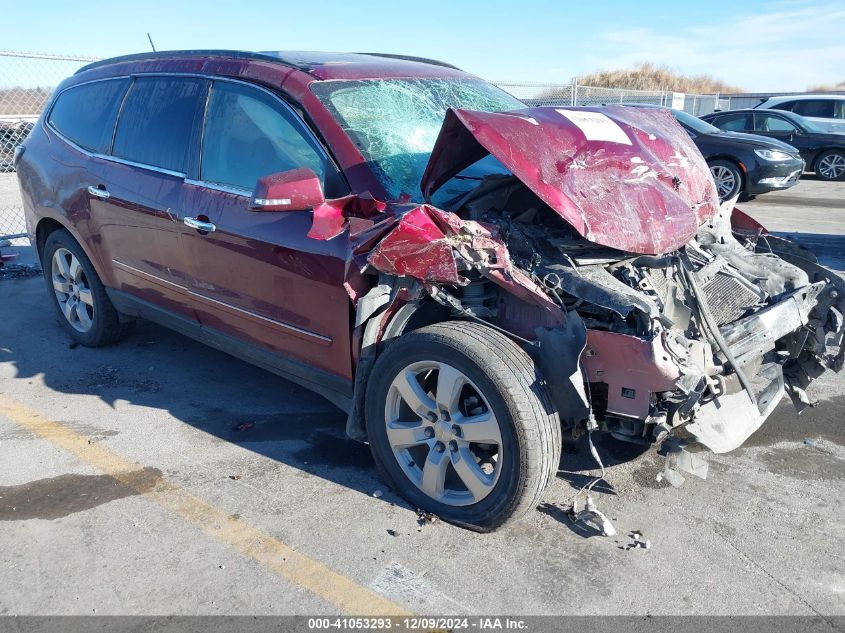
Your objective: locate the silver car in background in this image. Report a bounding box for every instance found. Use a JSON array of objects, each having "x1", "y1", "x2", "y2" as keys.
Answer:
[{"x1": 755, "y1": 94, "x2": 845, "y2": 133}]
